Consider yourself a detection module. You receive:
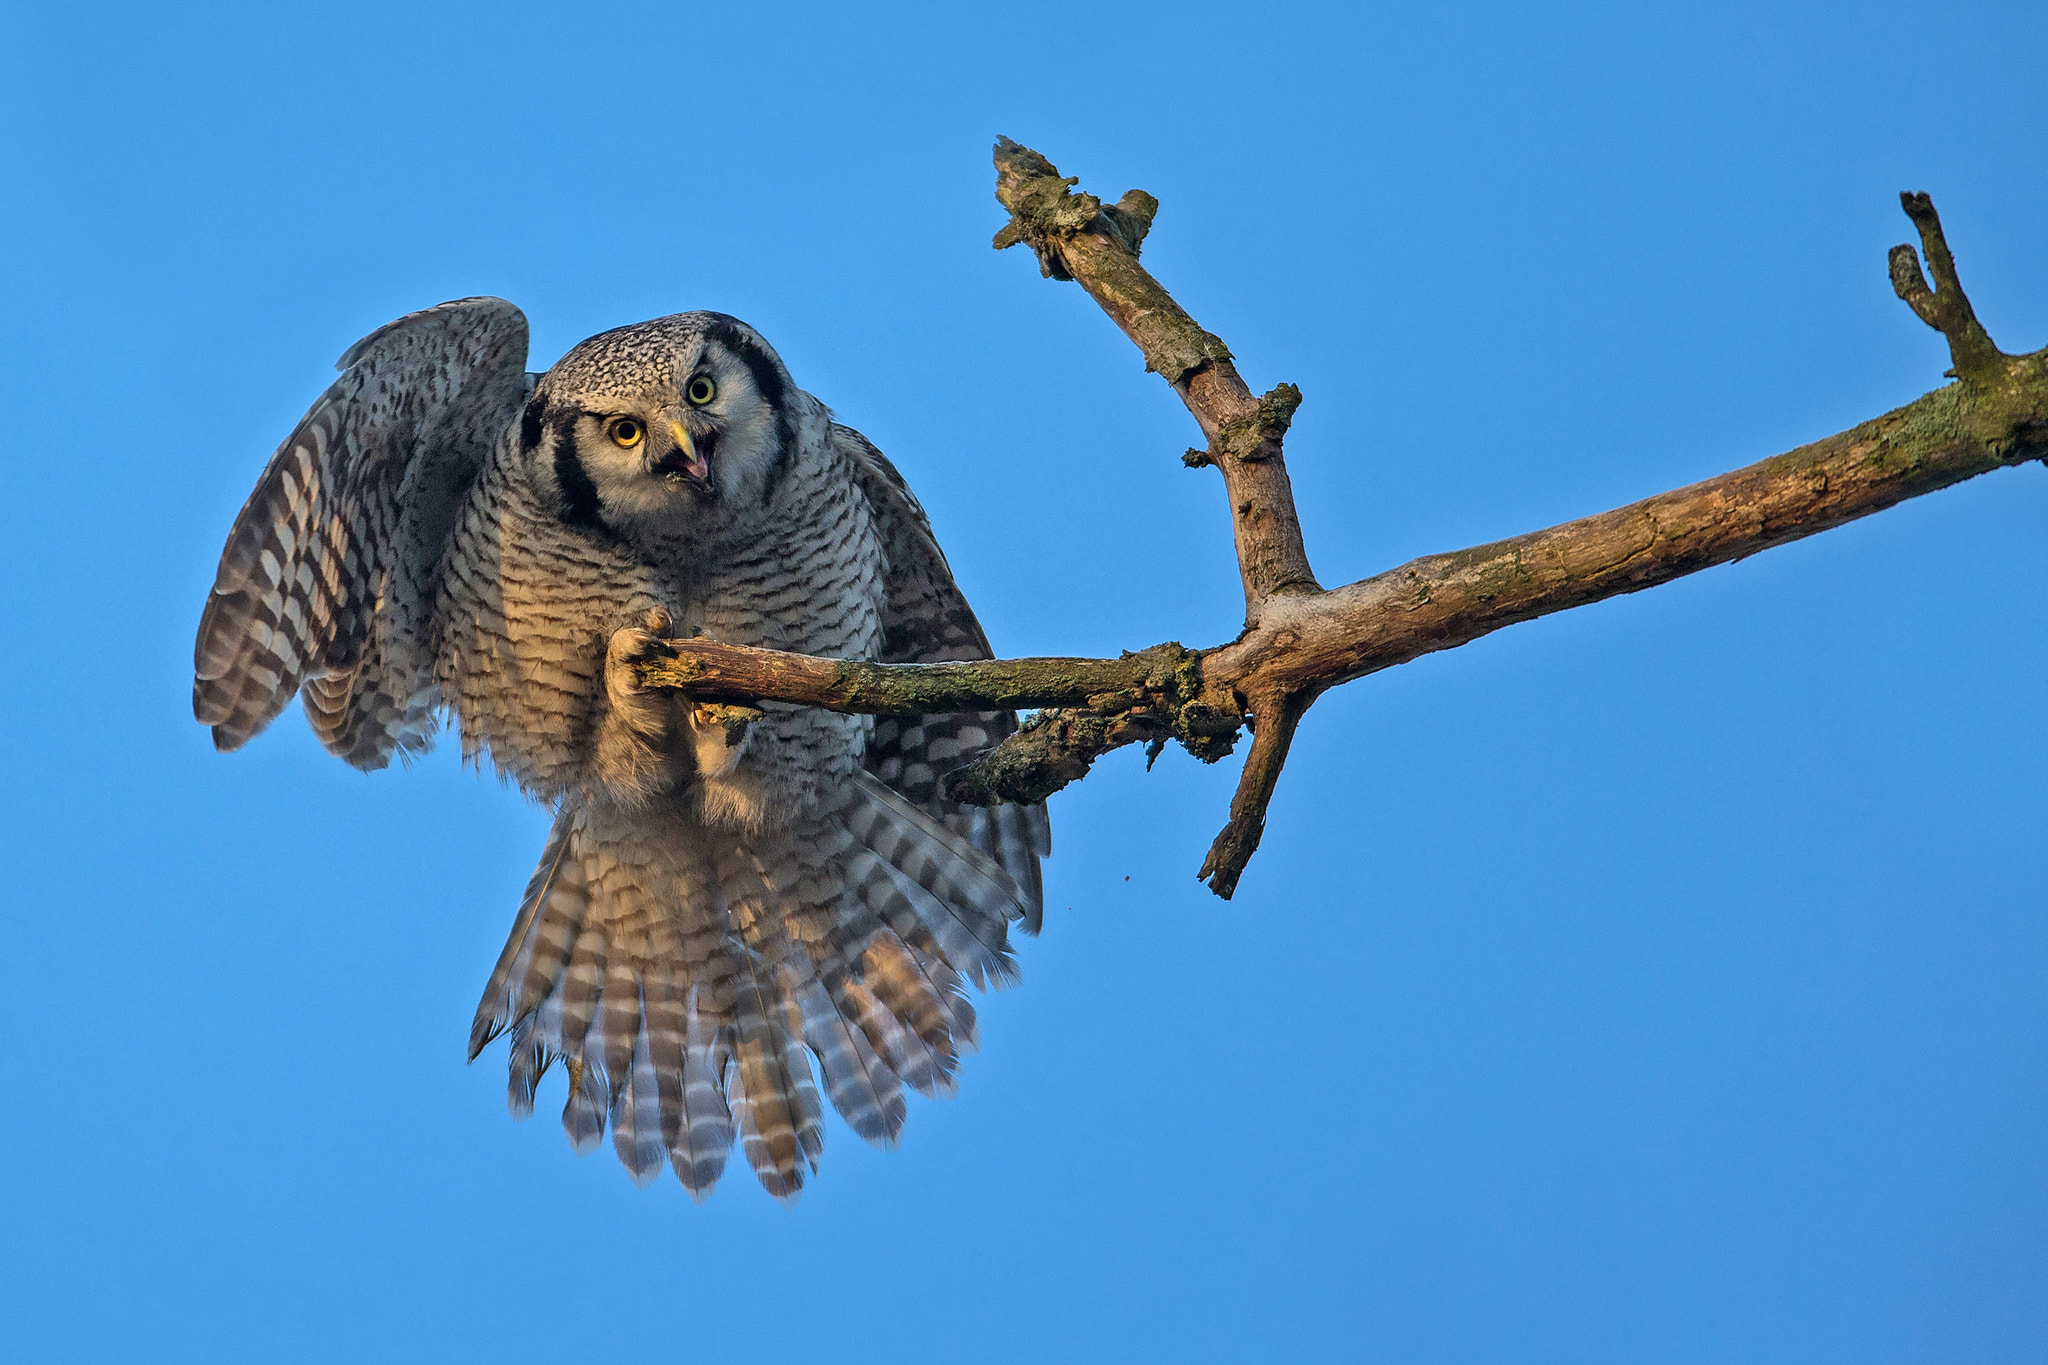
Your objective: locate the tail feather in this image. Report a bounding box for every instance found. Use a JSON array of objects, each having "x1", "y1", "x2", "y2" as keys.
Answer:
[
  {"x1": 845, "y1": 772, "x2": 1024, "y2": 989},
  {"x1": 979, "y1": 805, "x2": 1048, "y2": 934},
  {"x1": 468, "y1": 815, "x2": 574, "y2": 1060},
  {"x1": 554, "y1": 928, "x2": 609, "y2": 1150},
  {"x1": 611, "y1": 1008, "x2": 665, "y2": 1187},
  {"x1": 839, "y1": 855, "x2": 979, "y2": 1035},
  {"x1": 729, "y1": 956, "x2": 823, "y2": 1200},
  {"x1": 858, "y1": 929, "x2": 967, "y2": 1097},
  {"x1": 562, "y1": 1055, "x2": 609, "y2": 1155},
  {"x1": 505, "y1": 1012, "x2": 550, "y2": 1120},
  {"x1": 645, "y1": 981, "x2": 690, "y2": 1172},
  {"x1": 675, "y1": 988, "x2": 736, "y2": 1196},
  {"x1": 513, "y1": 881, "x2": 587, "y2": 1032},
  {"x1": 796, "y1": 975, "x2": 906, "y2": 1148},
  {"x1": 598, "y1": 961, "x2": 641, "y2": 1109},
  {"x1": 846, "y1": 844, "x2": 1017, "y2": 992},
  {"x1": 767, "y1": 831, "x2": 975, "y2": 1099},
  {"x1": 739, "y1": 841, "x2": 913, "y2": 1145}
]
